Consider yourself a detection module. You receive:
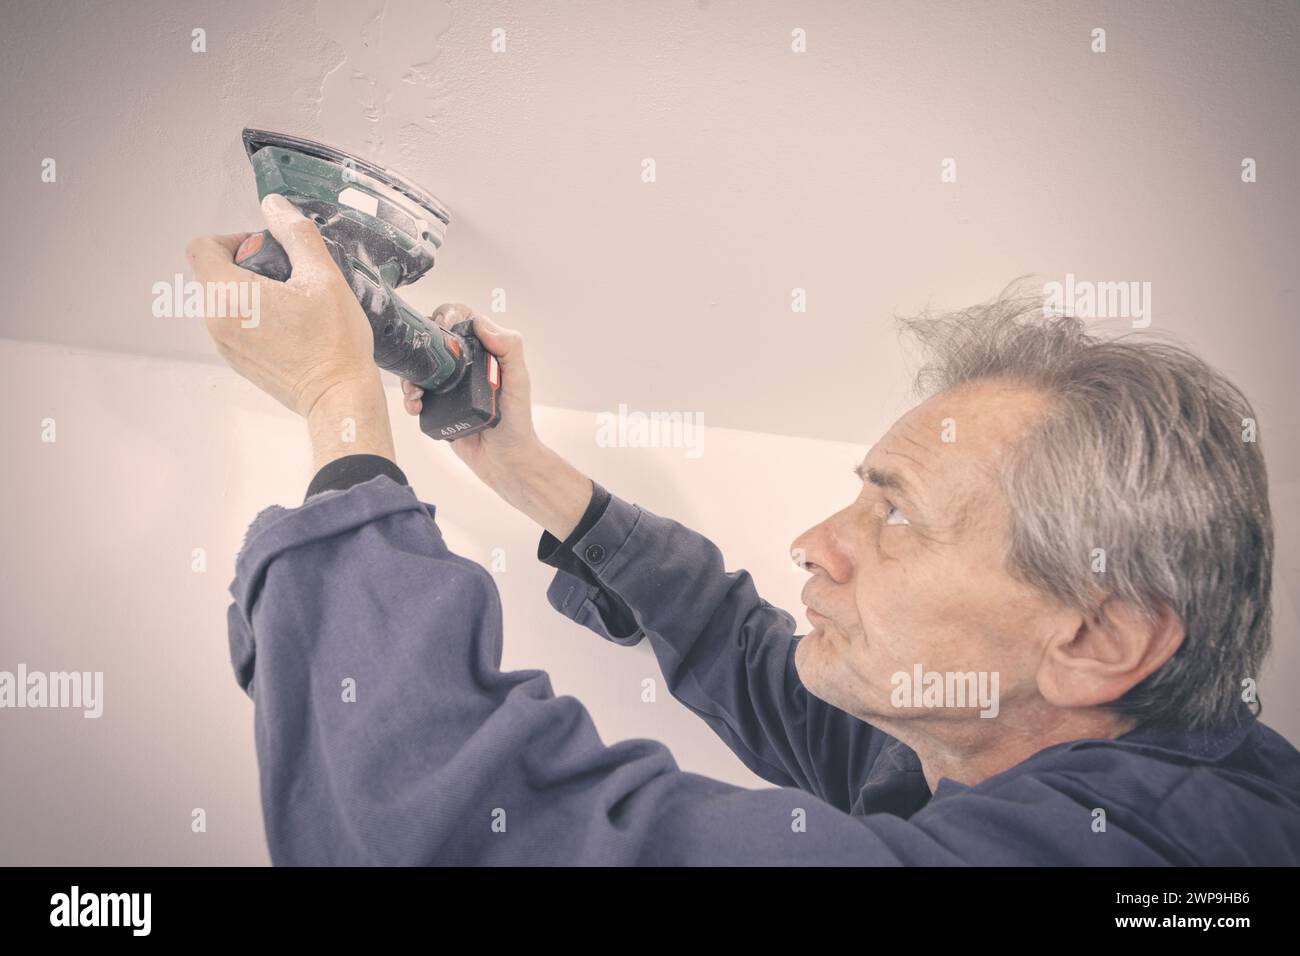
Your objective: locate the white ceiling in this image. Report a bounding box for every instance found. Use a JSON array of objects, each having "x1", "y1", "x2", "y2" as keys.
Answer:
[{"x1": 2, "y1": 0, "x2": 1297, "y2": 475}]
